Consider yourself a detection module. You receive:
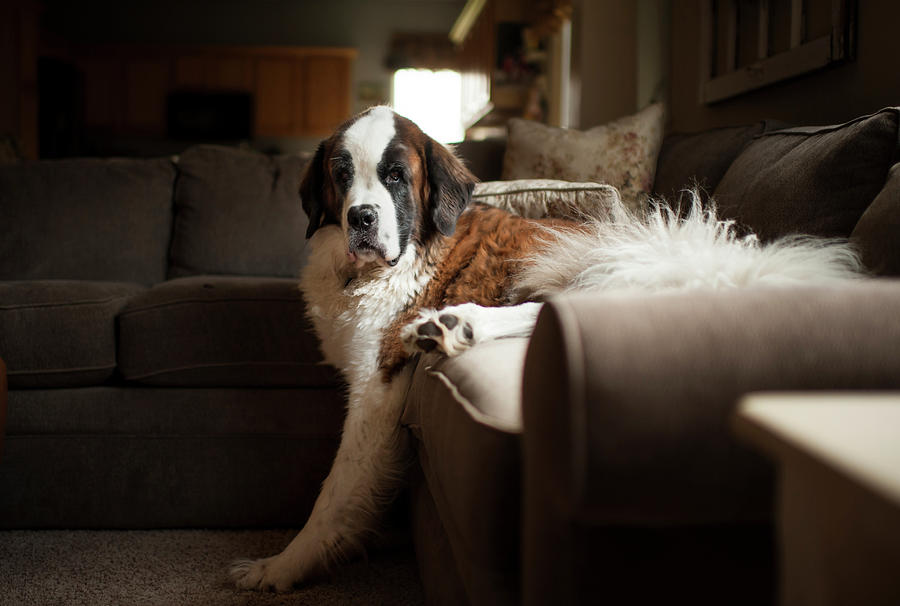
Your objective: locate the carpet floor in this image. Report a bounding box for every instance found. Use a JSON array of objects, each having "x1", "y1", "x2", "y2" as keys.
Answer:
[{"x1": 0, "y1": 529, "x2": 425, "y2": 606}]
